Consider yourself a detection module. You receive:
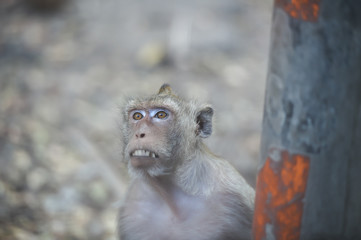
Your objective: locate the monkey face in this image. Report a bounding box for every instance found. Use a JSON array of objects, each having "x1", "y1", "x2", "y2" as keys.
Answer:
[
  {"x1": 125, "y1": 107, "x2": 177, "y2": 176},
  {"x1": 121, "y1": 84, "x2": 214, "y2": 178}
]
